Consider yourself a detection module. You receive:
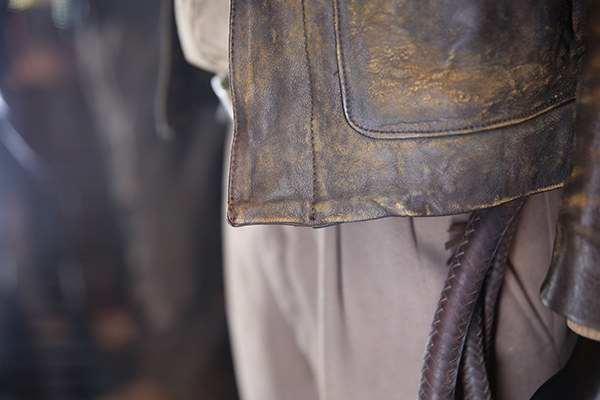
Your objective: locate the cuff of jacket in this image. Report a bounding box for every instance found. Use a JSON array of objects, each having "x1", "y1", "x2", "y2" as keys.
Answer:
[
  {"x1": 568, "y1": 319, "x2": 600, "y2": 342},
  {"x1": 541, "y1": 212, "x2": 600, "y2": 332},
  {"x1": 540, "y1": 0, "x2": 600, "y2": 333}
]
